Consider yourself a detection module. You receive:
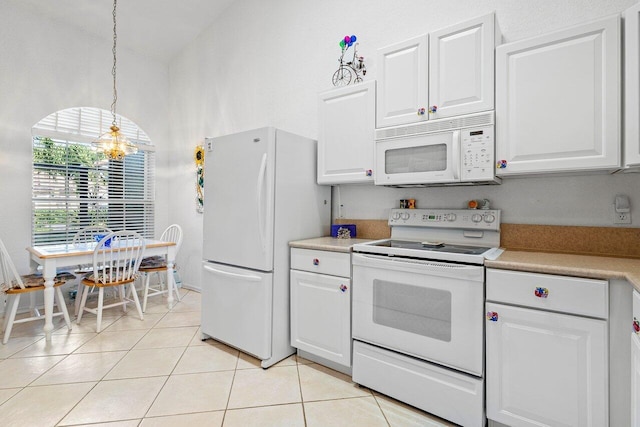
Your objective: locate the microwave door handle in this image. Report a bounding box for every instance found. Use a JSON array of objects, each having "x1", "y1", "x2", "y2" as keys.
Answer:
[{"x1": 451, "y1": 130, "x2": 460, "y2": 180}]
